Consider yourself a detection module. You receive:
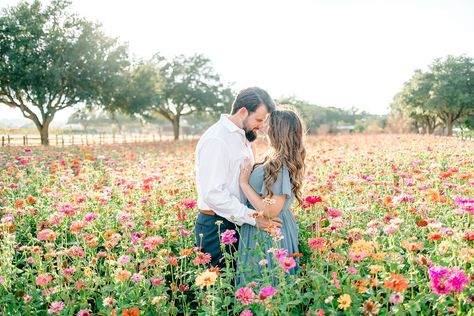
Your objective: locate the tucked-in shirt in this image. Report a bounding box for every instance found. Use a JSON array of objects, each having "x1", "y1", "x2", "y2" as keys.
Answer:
[{"x1": 195, "y1": 114, "x2": 257, "y2": 226}]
